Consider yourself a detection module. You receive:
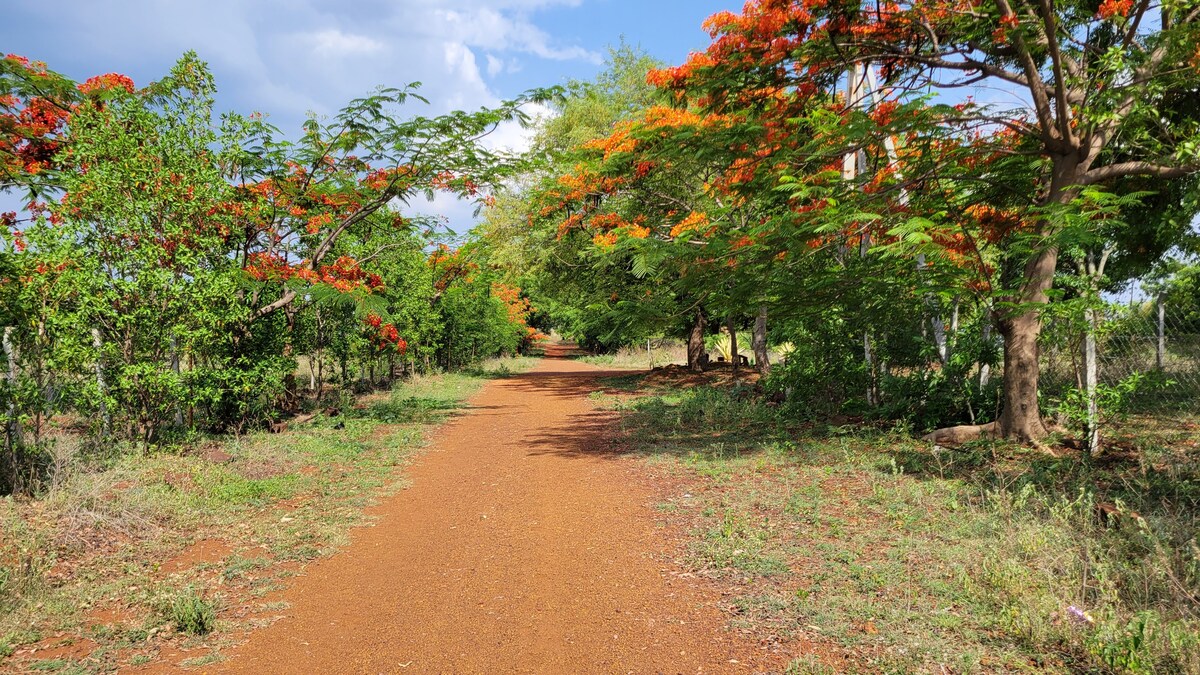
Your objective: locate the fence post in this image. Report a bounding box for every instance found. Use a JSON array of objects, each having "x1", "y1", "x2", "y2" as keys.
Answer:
[
  {"x1": 1156, "y1": 295, "x2": 1166, "y2": 371},
  {"x1": 1083, "y1": 308, "x2": 1101, "y2": 454}
]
